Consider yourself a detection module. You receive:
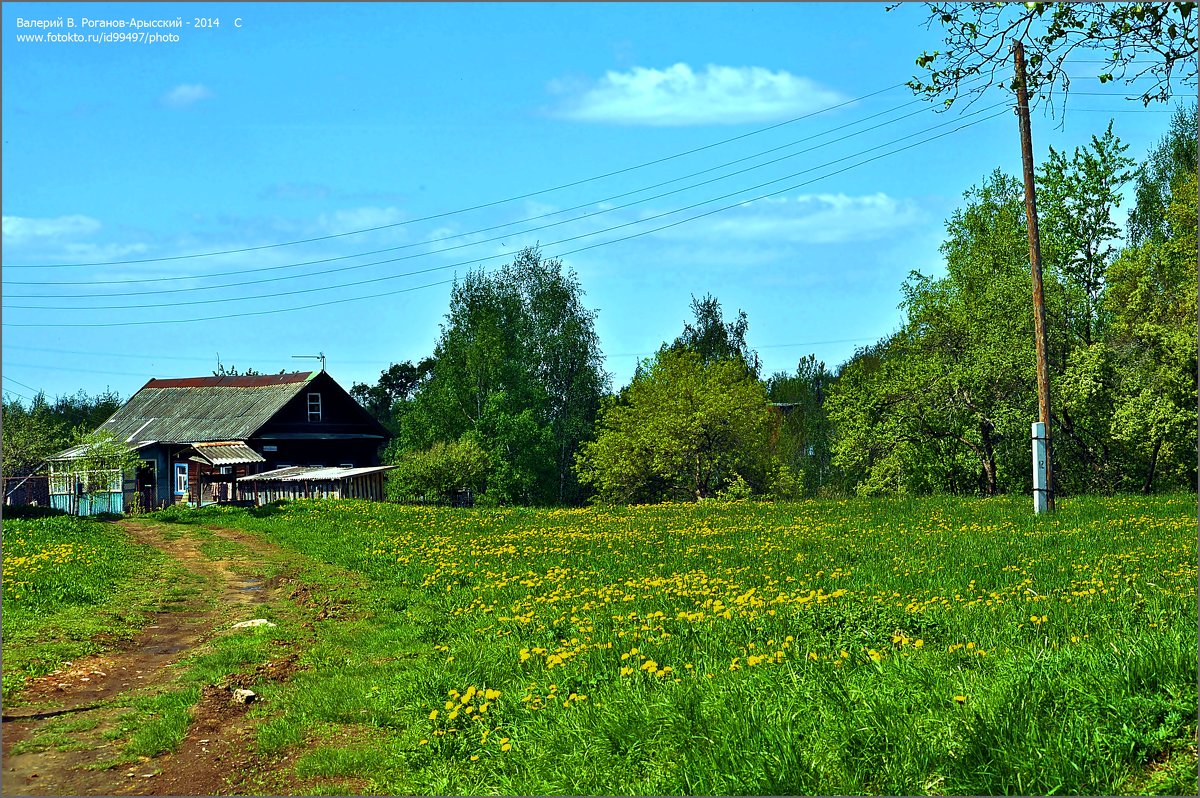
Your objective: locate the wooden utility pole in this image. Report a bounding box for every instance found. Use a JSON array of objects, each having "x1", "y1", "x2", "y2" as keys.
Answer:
[{"x1": 1012, "y1": 40, "x2": 1055, "y2": 512}]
